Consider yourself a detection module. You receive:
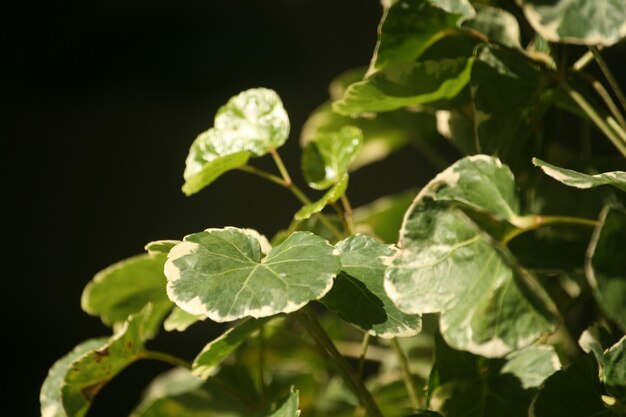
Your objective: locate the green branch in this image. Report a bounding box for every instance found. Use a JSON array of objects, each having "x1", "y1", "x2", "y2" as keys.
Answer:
[
  {"x1": 391, "y1": 338, "x2": 422, "y2": 410},
  {"x1": 589, "y1": 46, "x2": 626, "y2": 115},
  {"x1": 505, "y1": 215, "x2": 598, "y2": 244},
  {"x1": 141, "y1": 351, "x2": 192, "y2": 369}
]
